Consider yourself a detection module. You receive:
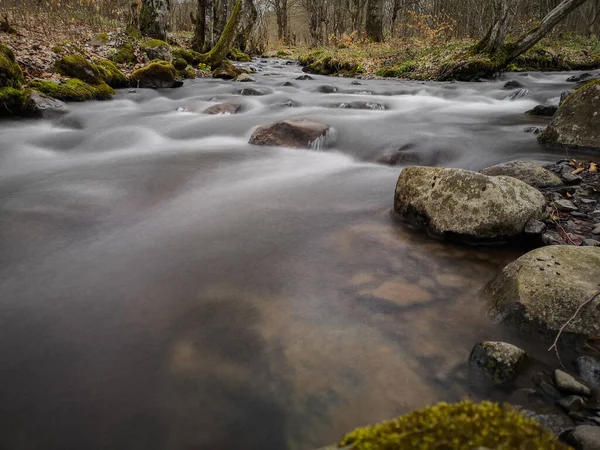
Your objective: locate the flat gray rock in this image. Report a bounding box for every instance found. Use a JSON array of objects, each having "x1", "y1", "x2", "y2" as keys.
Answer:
[{"x1": 555, "y1": 369, "x2": 591, "y2": 396}]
